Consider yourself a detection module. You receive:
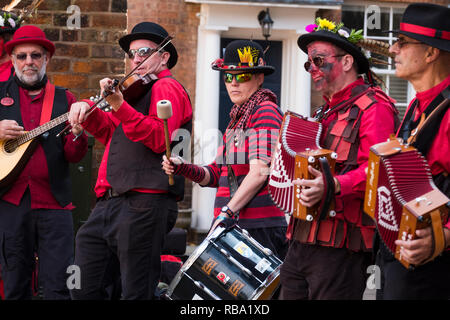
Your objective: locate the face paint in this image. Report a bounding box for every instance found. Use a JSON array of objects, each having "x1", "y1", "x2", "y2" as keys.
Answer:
[{"x1": 307, "y1": 42, "x2": 346, "y2": 97}]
